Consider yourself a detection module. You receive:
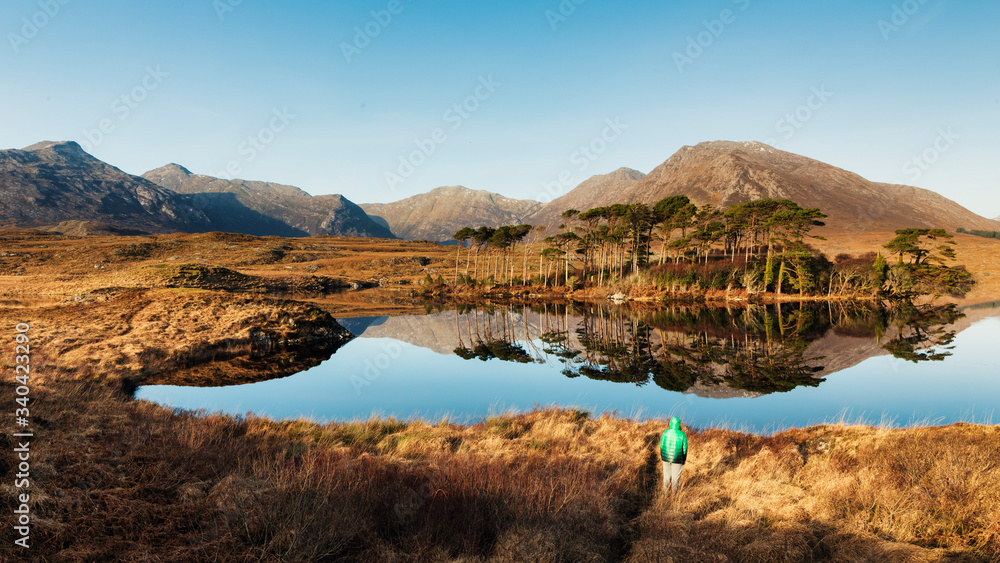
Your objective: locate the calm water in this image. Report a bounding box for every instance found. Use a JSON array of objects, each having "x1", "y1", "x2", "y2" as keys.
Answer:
[{"x1": 137, "y1": 302, "x2": 1000, "y2": 433}]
